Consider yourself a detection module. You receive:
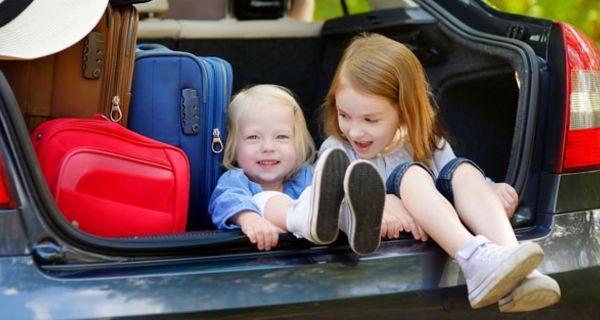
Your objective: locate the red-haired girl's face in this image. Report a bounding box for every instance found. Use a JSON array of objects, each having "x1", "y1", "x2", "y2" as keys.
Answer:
[{"x1": 335, "y1": 83, "x2": 400, "y2": 159}]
